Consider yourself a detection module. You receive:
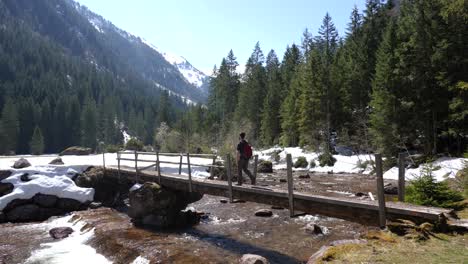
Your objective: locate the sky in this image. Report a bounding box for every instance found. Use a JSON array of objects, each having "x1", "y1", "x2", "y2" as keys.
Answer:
[{"x1": 75, "y1": 0, "x2": 367, "y2": 75}]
